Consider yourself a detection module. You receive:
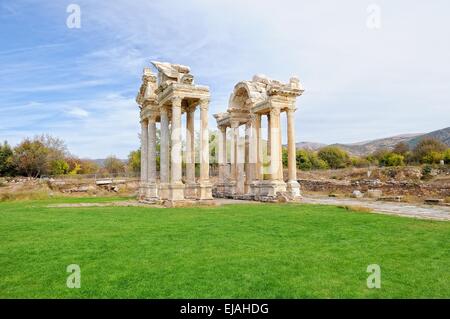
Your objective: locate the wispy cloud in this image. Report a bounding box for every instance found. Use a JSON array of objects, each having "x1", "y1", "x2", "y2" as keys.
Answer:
[{"x1": 1, "y1": 0, "x2": 450, "y2": 157}]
